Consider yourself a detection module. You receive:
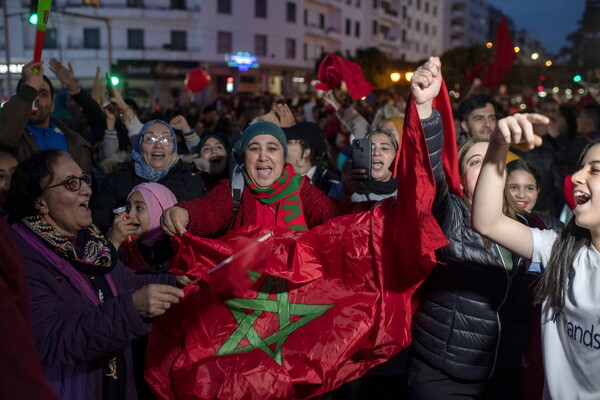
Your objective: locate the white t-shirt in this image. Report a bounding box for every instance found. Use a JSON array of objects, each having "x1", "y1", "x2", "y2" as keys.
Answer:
[{"x1": 531, "y1": 228, "x2": 600, "y2": 400}]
